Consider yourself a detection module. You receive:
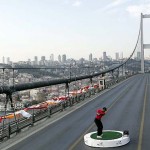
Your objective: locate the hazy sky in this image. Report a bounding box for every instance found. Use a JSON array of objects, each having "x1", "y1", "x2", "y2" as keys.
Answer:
[{"x1": 0, "y1": 0, "x2": 150, "y2": 62}]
